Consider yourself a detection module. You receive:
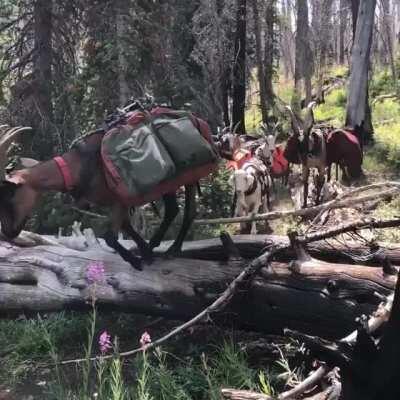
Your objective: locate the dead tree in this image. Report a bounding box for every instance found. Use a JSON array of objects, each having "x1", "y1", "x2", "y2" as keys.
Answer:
[
  {"x1": 345, "y1": 0, "x2": 377, "y2": 145},
  {"x1": 293, "y1": 0, "x2": 314, "y2": 109},
  {"x1": 232, "y1": 0, "x2": 247, "y2": 135},
  {"x1": 0, "y1": 226, "x2": 398, "y2": 340}
]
